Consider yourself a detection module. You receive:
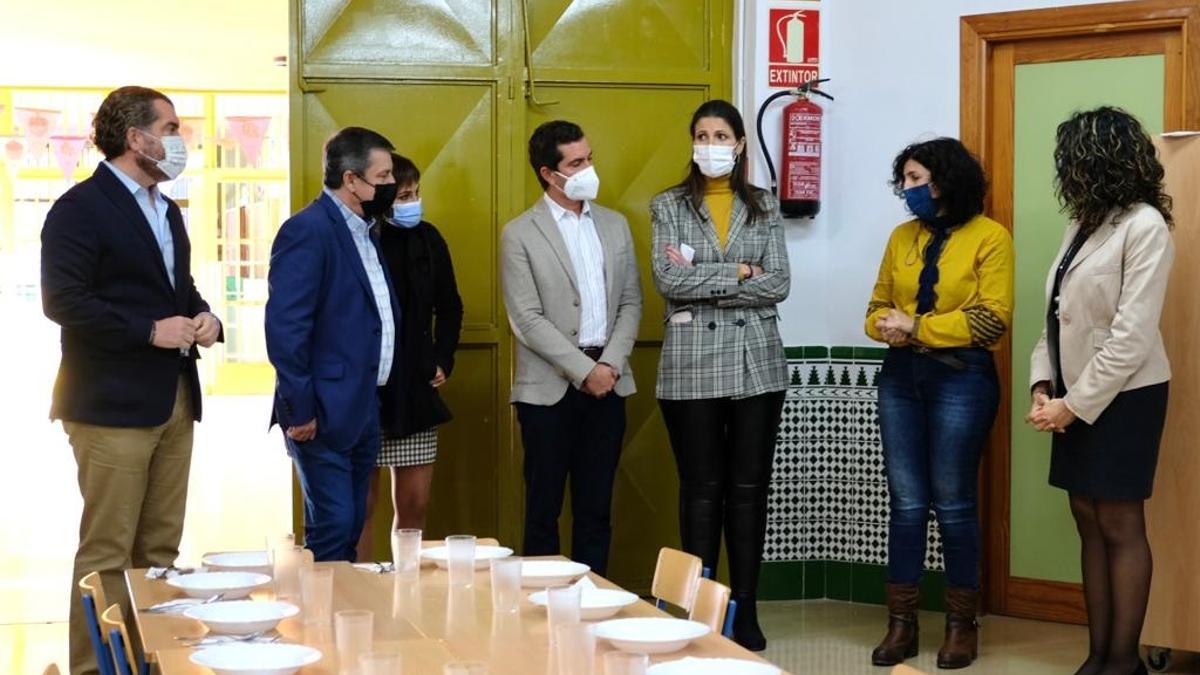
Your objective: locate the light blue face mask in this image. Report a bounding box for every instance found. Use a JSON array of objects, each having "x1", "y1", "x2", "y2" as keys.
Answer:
[{"x1": 389, "y1": 199, "x2": 422, "y2": 228}]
